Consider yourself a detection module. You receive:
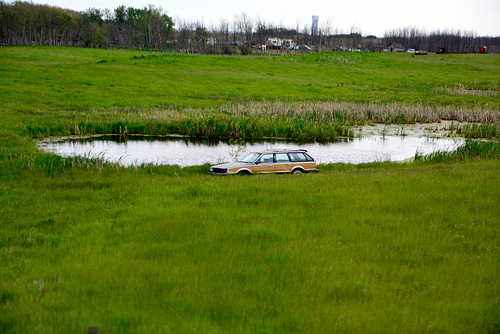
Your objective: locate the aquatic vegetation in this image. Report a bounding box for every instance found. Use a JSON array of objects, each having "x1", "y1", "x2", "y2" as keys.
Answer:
[
  {"x1": 23, "y1": 101, "x2": 499, "y2": 141},
  {"x1": 415, "y1": 139, "x2": 500, "y2": 162}
]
